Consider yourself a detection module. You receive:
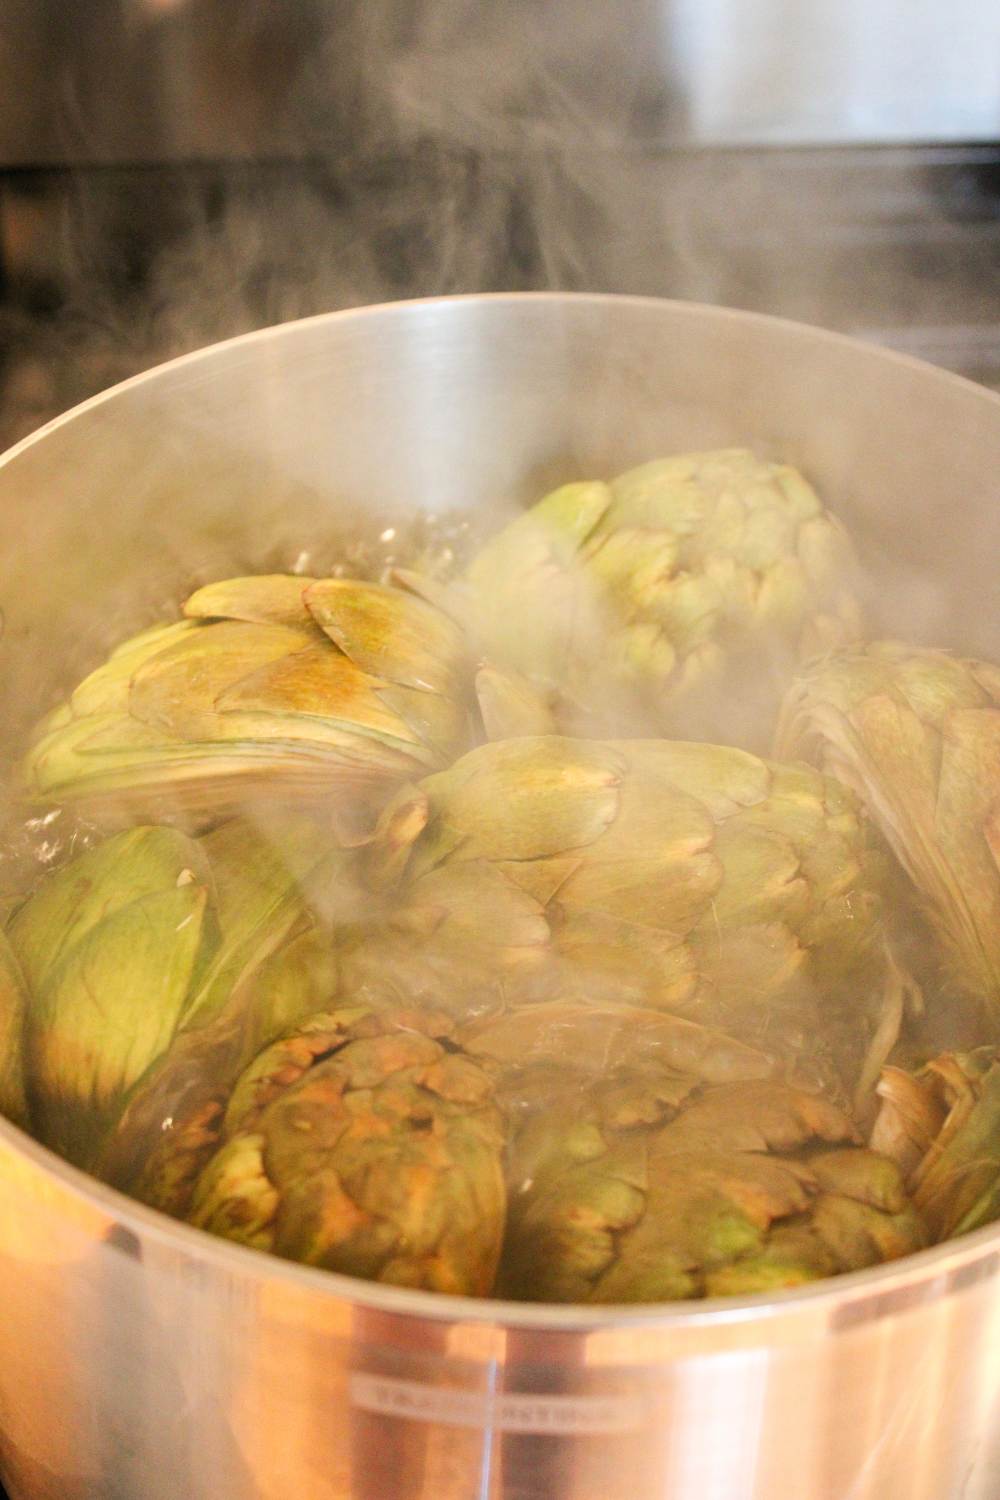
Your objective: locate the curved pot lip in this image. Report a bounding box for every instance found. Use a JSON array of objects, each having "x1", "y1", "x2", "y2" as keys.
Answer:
[
  {"x1": 3, "y1": 289, "x2": 1000, "y2": 1336},
  {"x1": 3, "y1": 291, "x2": 1000, "y2": 482}
]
